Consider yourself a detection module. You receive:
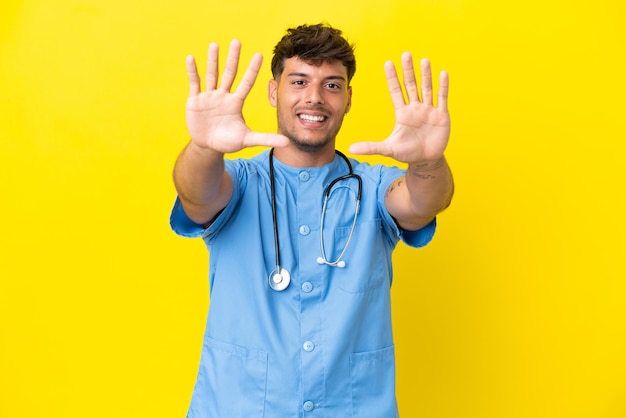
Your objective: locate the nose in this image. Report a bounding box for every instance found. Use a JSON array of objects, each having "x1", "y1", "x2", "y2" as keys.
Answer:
[{"x1": 305, "y1": 85, "x2": 324, "y2": 105}]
